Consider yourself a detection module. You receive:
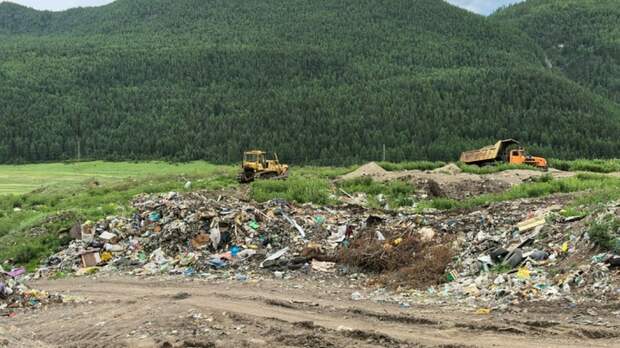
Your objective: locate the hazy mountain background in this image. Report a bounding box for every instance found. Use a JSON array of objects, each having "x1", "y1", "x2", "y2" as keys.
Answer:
[
  {"x1": 0, "y1": 0, "x2": 111, "y2": 11},
  {"x1": 0, "y1": 0, "x2": 525, "y2": 15}
]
